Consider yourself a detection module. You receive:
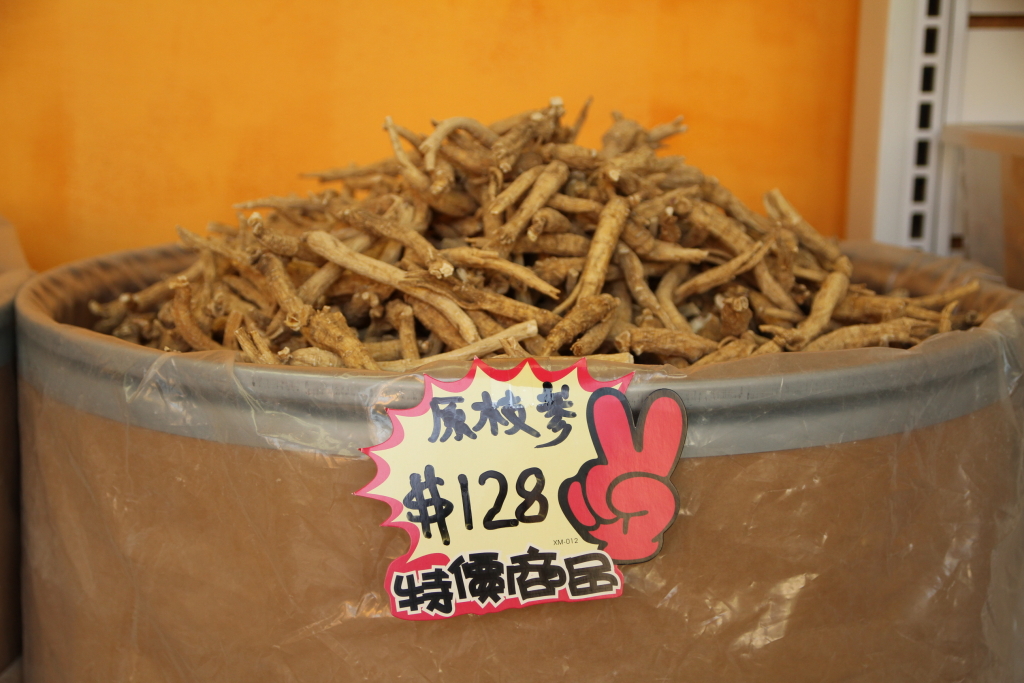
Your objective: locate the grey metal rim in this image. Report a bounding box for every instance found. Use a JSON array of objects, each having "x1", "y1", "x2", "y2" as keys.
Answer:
[{"x1": 15, "y1": 244, "x2": 1024, "y2": 458}]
